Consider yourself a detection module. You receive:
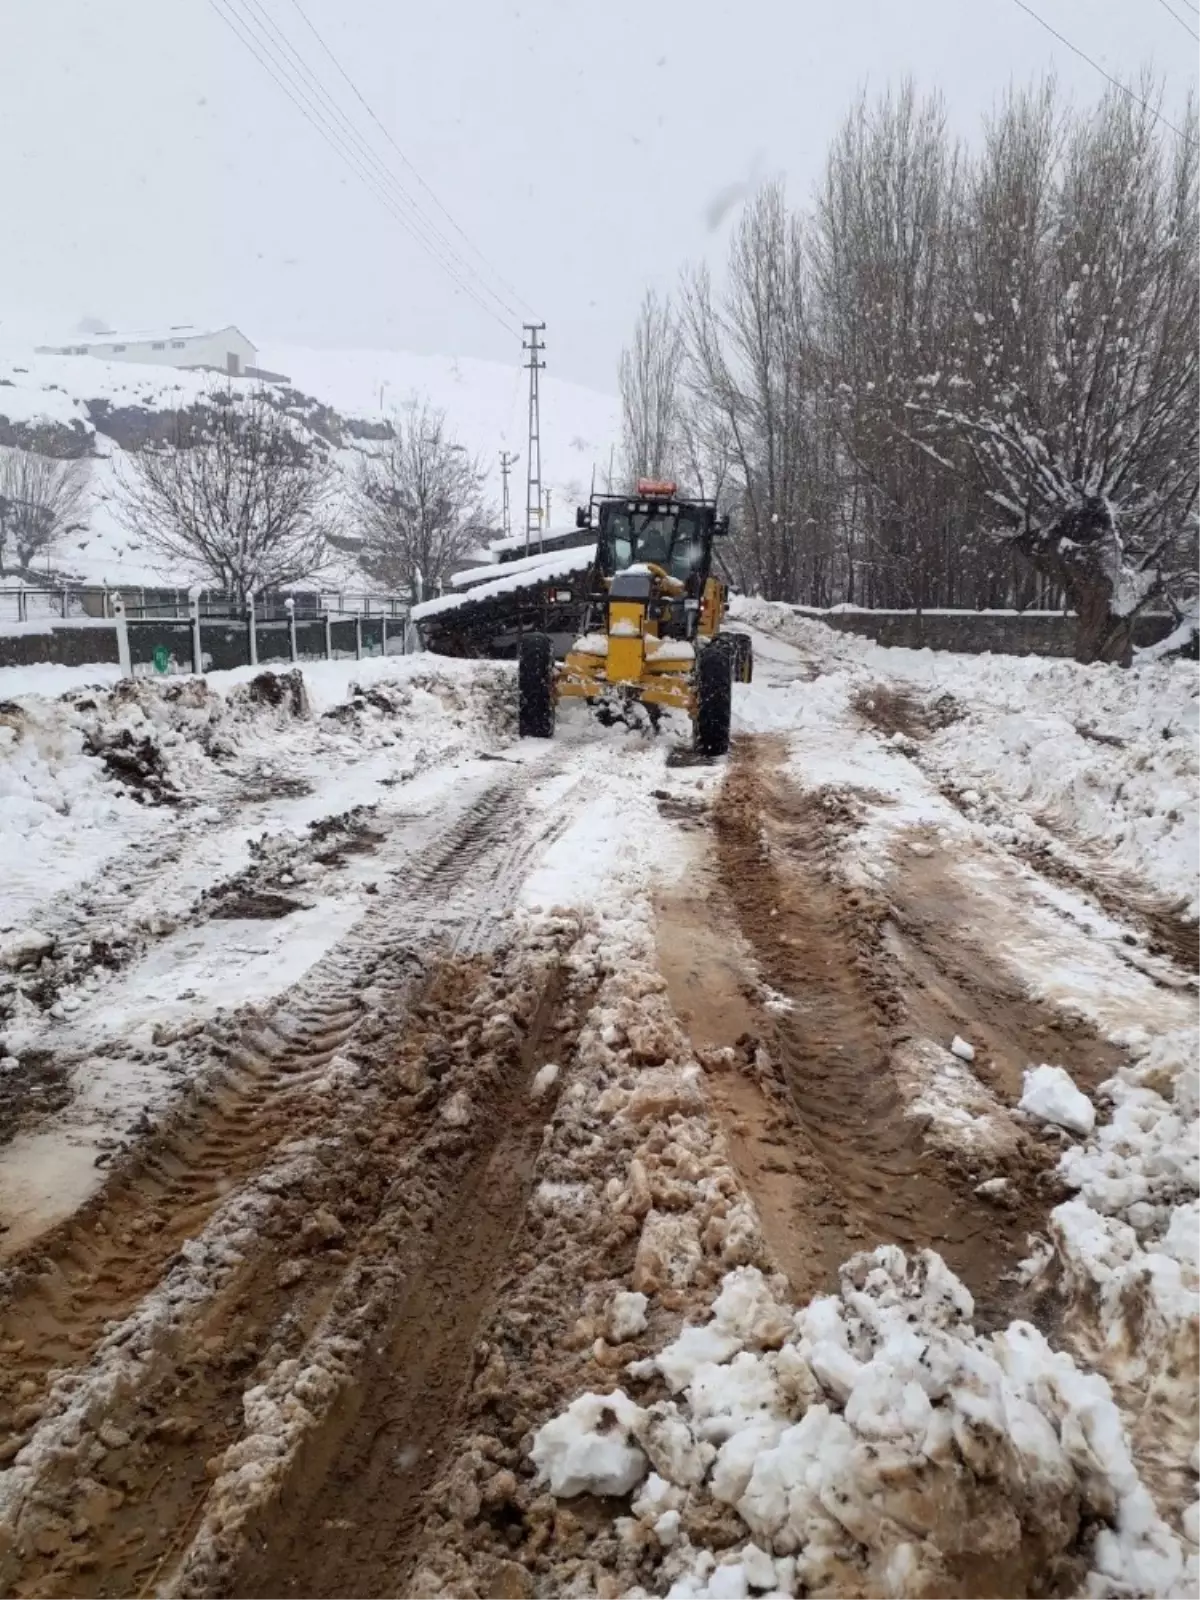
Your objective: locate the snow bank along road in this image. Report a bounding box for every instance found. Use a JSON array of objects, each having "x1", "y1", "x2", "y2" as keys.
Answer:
[{"x1": 0, "y1": 611, "x2": 1195, "y2": 1600}]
